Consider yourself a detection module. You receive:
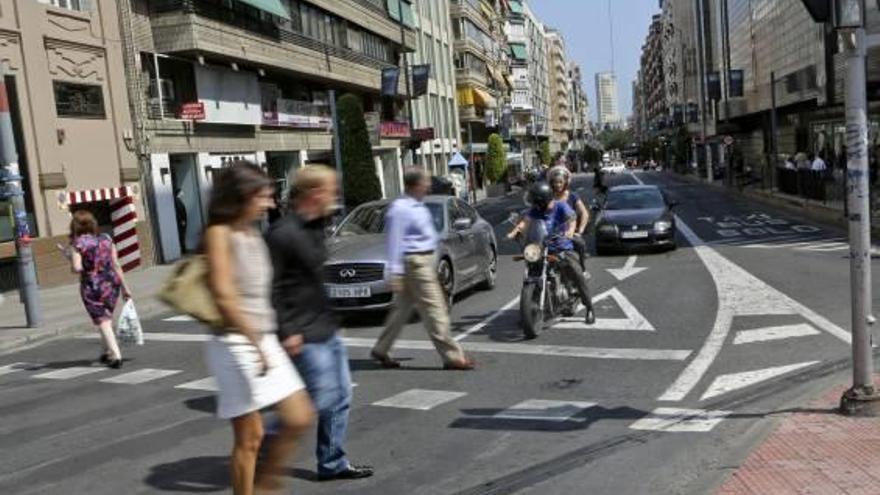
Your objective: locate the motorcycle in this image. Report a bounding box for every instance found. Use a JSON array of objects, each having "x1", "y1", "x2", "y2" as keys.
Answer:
[{"x1": 509, "y1": 212, "x2": 581, "y2": 340}]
